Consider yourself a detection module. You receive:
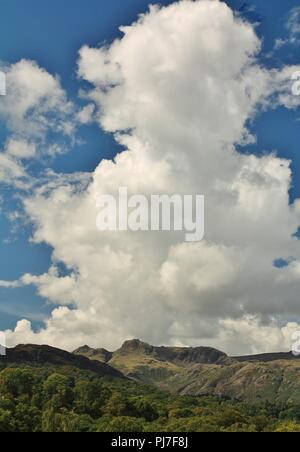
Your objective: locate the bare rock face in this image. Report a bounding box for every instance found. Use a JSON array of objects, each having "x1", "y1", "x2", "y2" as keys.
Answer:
[
  {"x1": 117, "y1": 339, "x2": 155, "y2": 356},
  {"x1": 73, "y1": 345, "x2": 113, "y2": 363},
  {"x1": 115, "y1": 339, "x2": 232, "y2": 365}
]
